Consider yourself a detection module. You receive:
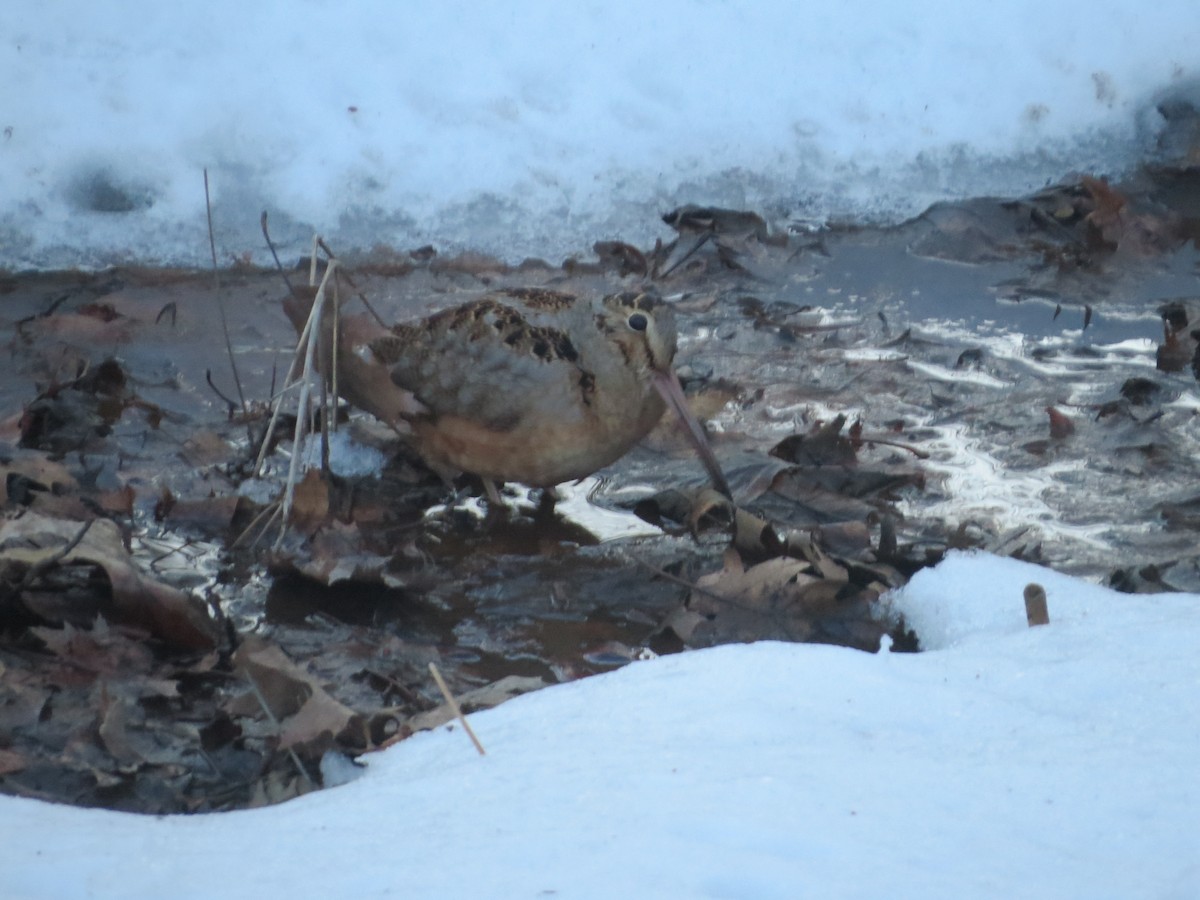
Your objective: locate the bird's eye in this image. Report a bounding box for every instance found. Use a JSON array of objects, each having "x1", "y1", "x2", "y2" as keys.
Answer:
[{"x1": 627, "y1": 312, "x2": 649, "y2": 332}]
